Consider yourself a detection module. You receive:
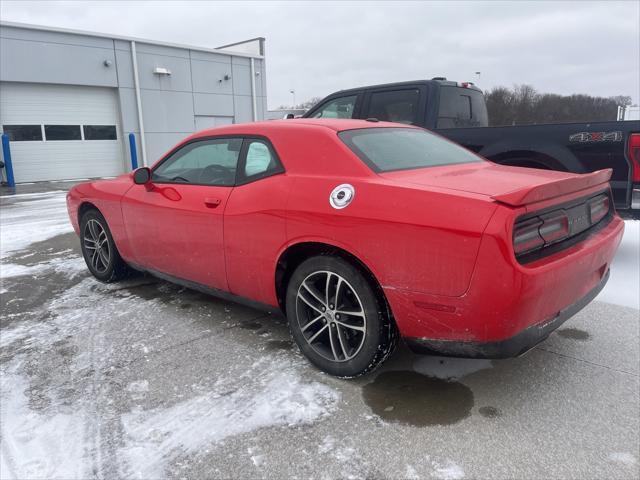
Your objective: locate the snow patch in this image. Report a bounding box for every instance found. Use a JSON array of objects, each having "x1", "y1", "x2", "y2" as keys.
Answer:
[
  {"x1": 432, "y1": 460, "x2": 465, "y2": 480},
  {"x1": 404, "y1": 464, "x2": 420, "y2": 479},
  {"x1": 119, "y1": 360, "x2": 339, "y2": 478},
  {"x1": 413, "y1": 356, "x2": 492, "y2": 380},
  {"x1": 1, "y1": 255, "x2": 86, "y2": 280},
  {"x1": 0, "y1": 191, "x2": 73, "y2": 260},
  {"x1": 609, "y1": 452, "x2": 637, "y2": 466},
  {"x1": 0, "y1": 371, "x2": 89, "y2": 479},
  {"x1": 597, "y1": 220, "x2": 639, "y2": 310}
]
